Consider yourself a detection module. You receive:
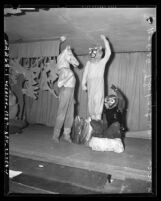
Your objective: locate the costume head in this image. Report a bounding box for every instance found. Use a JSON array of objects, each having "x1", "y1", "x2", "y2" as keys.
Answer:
[
  {"x1": 57, "y1": 46, "x2": 79, "y2": 69},
  {"x1": 89, "y1": 46, "x2": 103, "y2": 59},
  {"x1": 104, "y1": 94, "x2": 118, "y2": 109}
]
